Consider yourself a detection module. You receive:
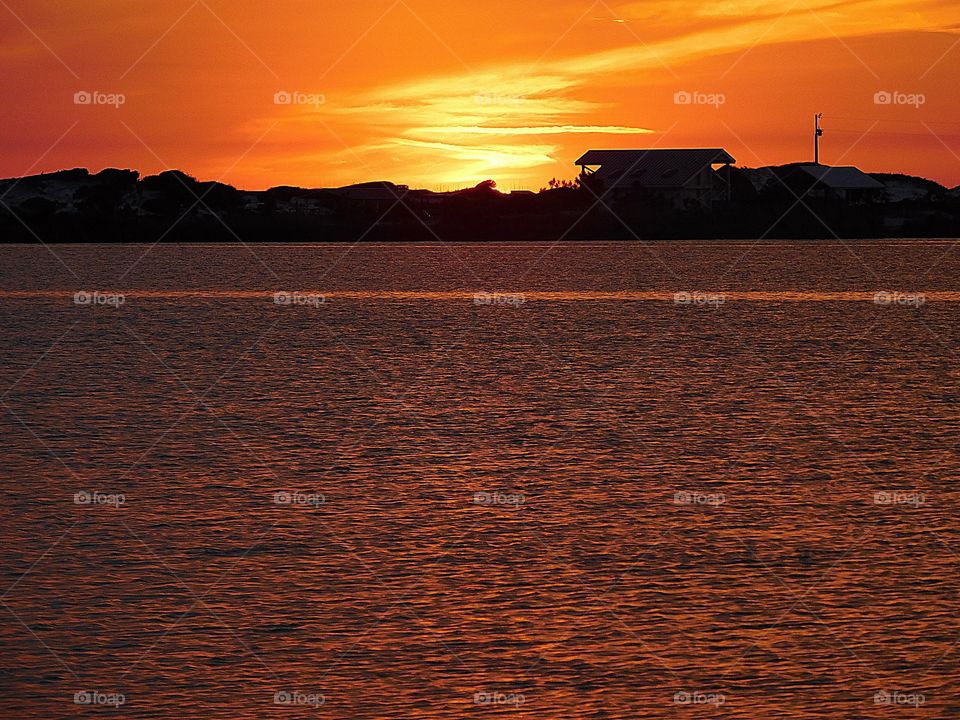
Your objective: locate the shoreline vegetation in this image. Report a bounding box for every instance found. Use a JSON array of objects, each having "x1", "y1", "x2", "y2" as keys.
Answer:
[{"x1": 2, "y1": 167, "x2": 959, "y2": 243}]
